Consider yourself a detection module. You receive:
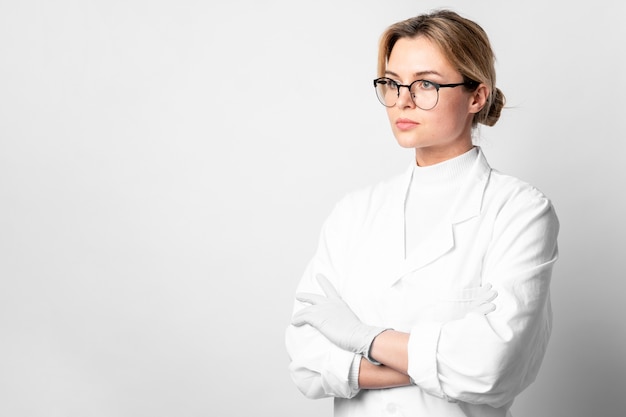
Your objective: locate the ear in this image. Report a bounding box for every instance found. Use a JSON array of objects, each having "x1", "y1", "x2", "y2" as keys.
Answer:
[{"x1": 468, "y1": 84, "x2": 489, "y2": 114}]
